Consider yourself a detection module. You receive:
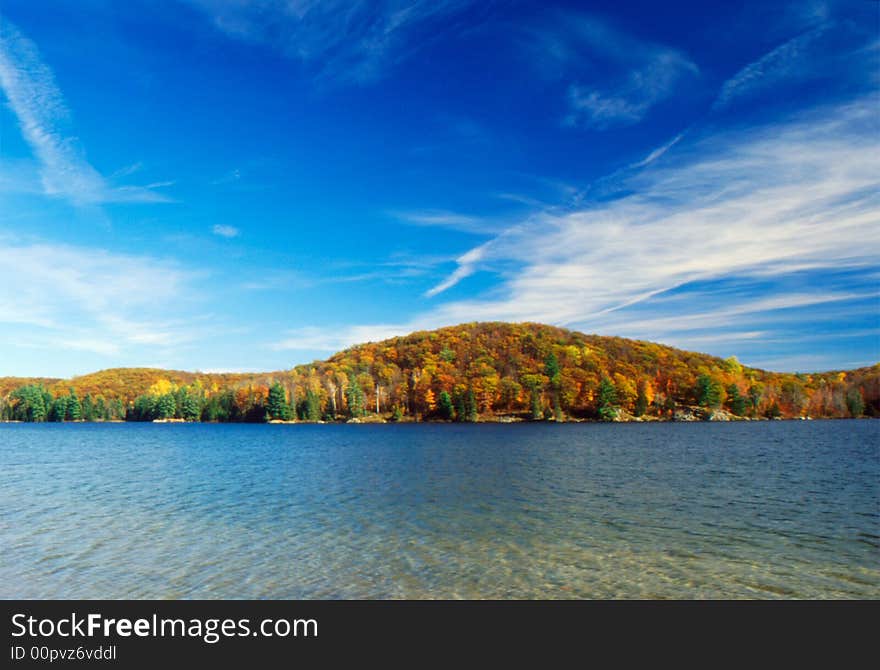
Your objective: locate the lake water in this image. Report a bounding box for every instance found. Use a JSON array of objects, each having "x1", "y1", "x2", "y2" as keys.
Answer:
[{"x1": 1, "y1": 421, "x2": 878, "y2": 599}]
